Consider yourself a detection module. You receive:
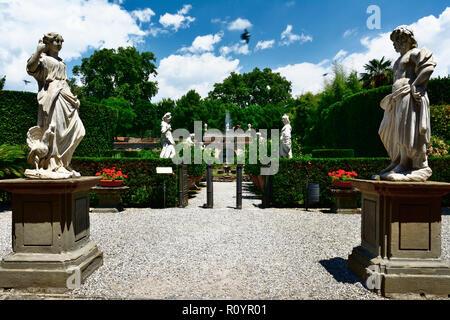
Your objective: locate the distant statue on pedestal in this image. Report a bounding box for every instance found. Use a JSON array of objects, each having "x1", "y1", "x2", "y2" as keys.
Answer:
[
  {"x1": 25, "y1": 32, "x2": 85, "y2": 179},
  {"x1": 160, "y1": 112, "x2": 176, "y2": 159},
  {"x1": 280, "y1": 114, "x2": 292, "y2": 159},
  {"x1": 378, "y1": 25, "x2": 436, "y2": 182}
]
